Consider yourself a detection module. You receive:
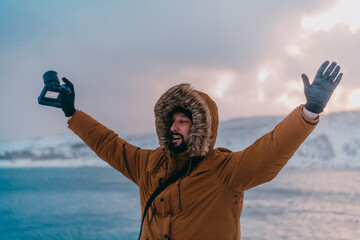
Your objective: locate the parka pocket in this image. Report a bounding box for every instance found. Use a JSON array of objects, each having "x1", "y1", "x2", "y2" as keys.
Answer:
[{"x1": 161, "y1": 214, "x2": 171, "y2": 239}]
